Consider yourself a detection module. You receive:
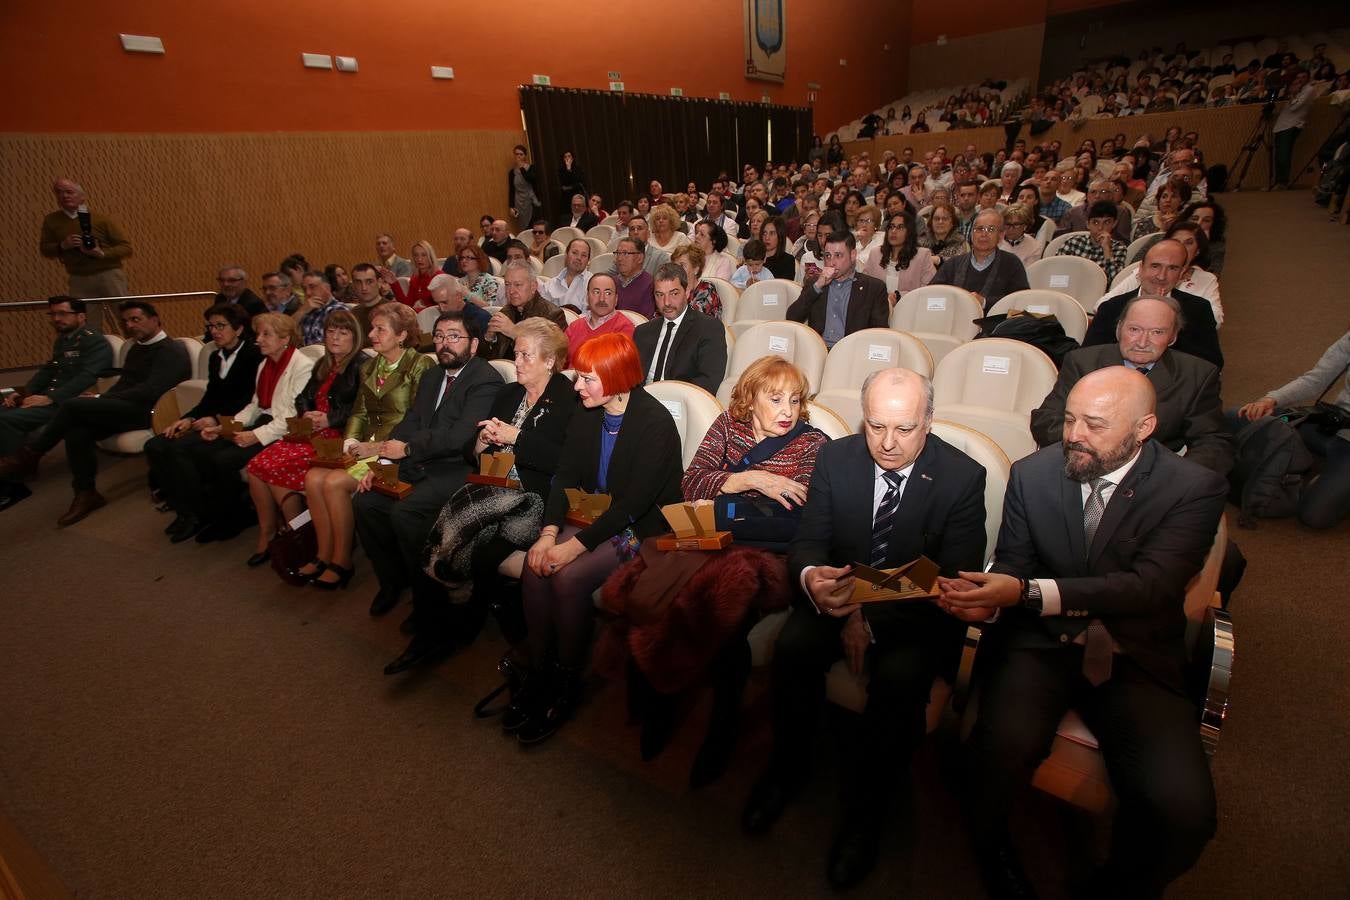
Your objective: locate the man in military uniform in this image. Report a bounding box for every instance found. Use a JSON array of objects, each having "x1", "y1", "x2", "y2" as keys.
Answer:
[{"x1": 0, "y1": 296, "x2": 113, "y2": 510}]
